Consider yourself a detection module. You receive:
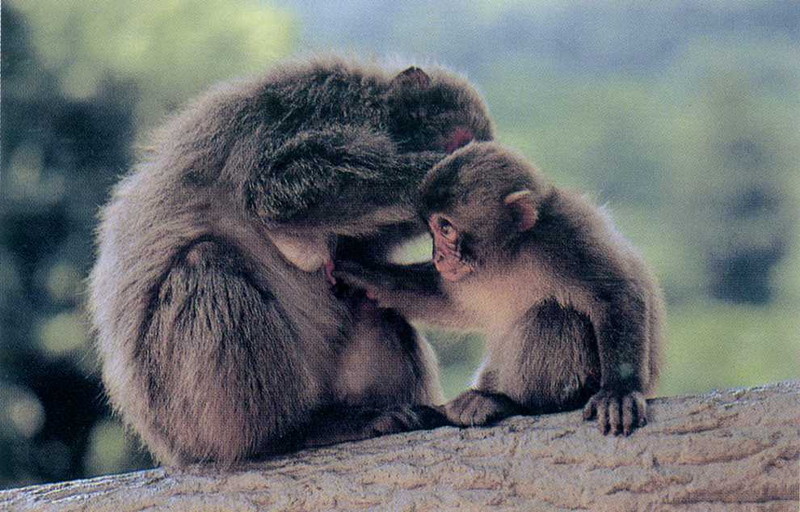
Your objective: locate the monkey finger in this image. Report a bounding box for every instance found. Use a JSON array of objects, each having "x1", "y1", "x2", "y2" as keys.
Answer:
[
  {"x1": 608, "y1": 397, "x2": 622, "y2": 436},
  {"x1": 583, "y1": 397, "x2": 598, "y2": 421},
  {"x1": 634, "y1": 393, "x2": 648, "y2": 427},
  {"x1": 596, "y1": 399, "x2": 610, "y2": 435},
  {"x1": 324, "y1": 260, "x2": 337, "y2": 285},
  {"x1": 622, "y1": 394, "x2": 635, "y2": 436},
  {"x1": 331, "y1": 269, "x2": 367, "y2": 287}
]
